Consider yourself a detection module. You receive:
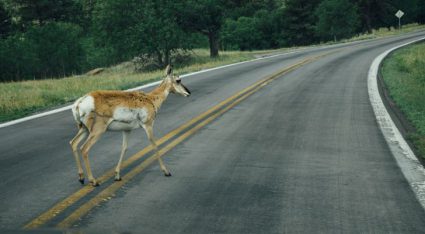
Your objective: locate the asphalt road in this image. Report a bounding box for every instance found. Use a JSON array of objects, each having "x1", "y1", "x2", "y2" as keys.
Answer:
[{"x1": 1, "y1": 32, "x2": 425, "y2": 233}]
